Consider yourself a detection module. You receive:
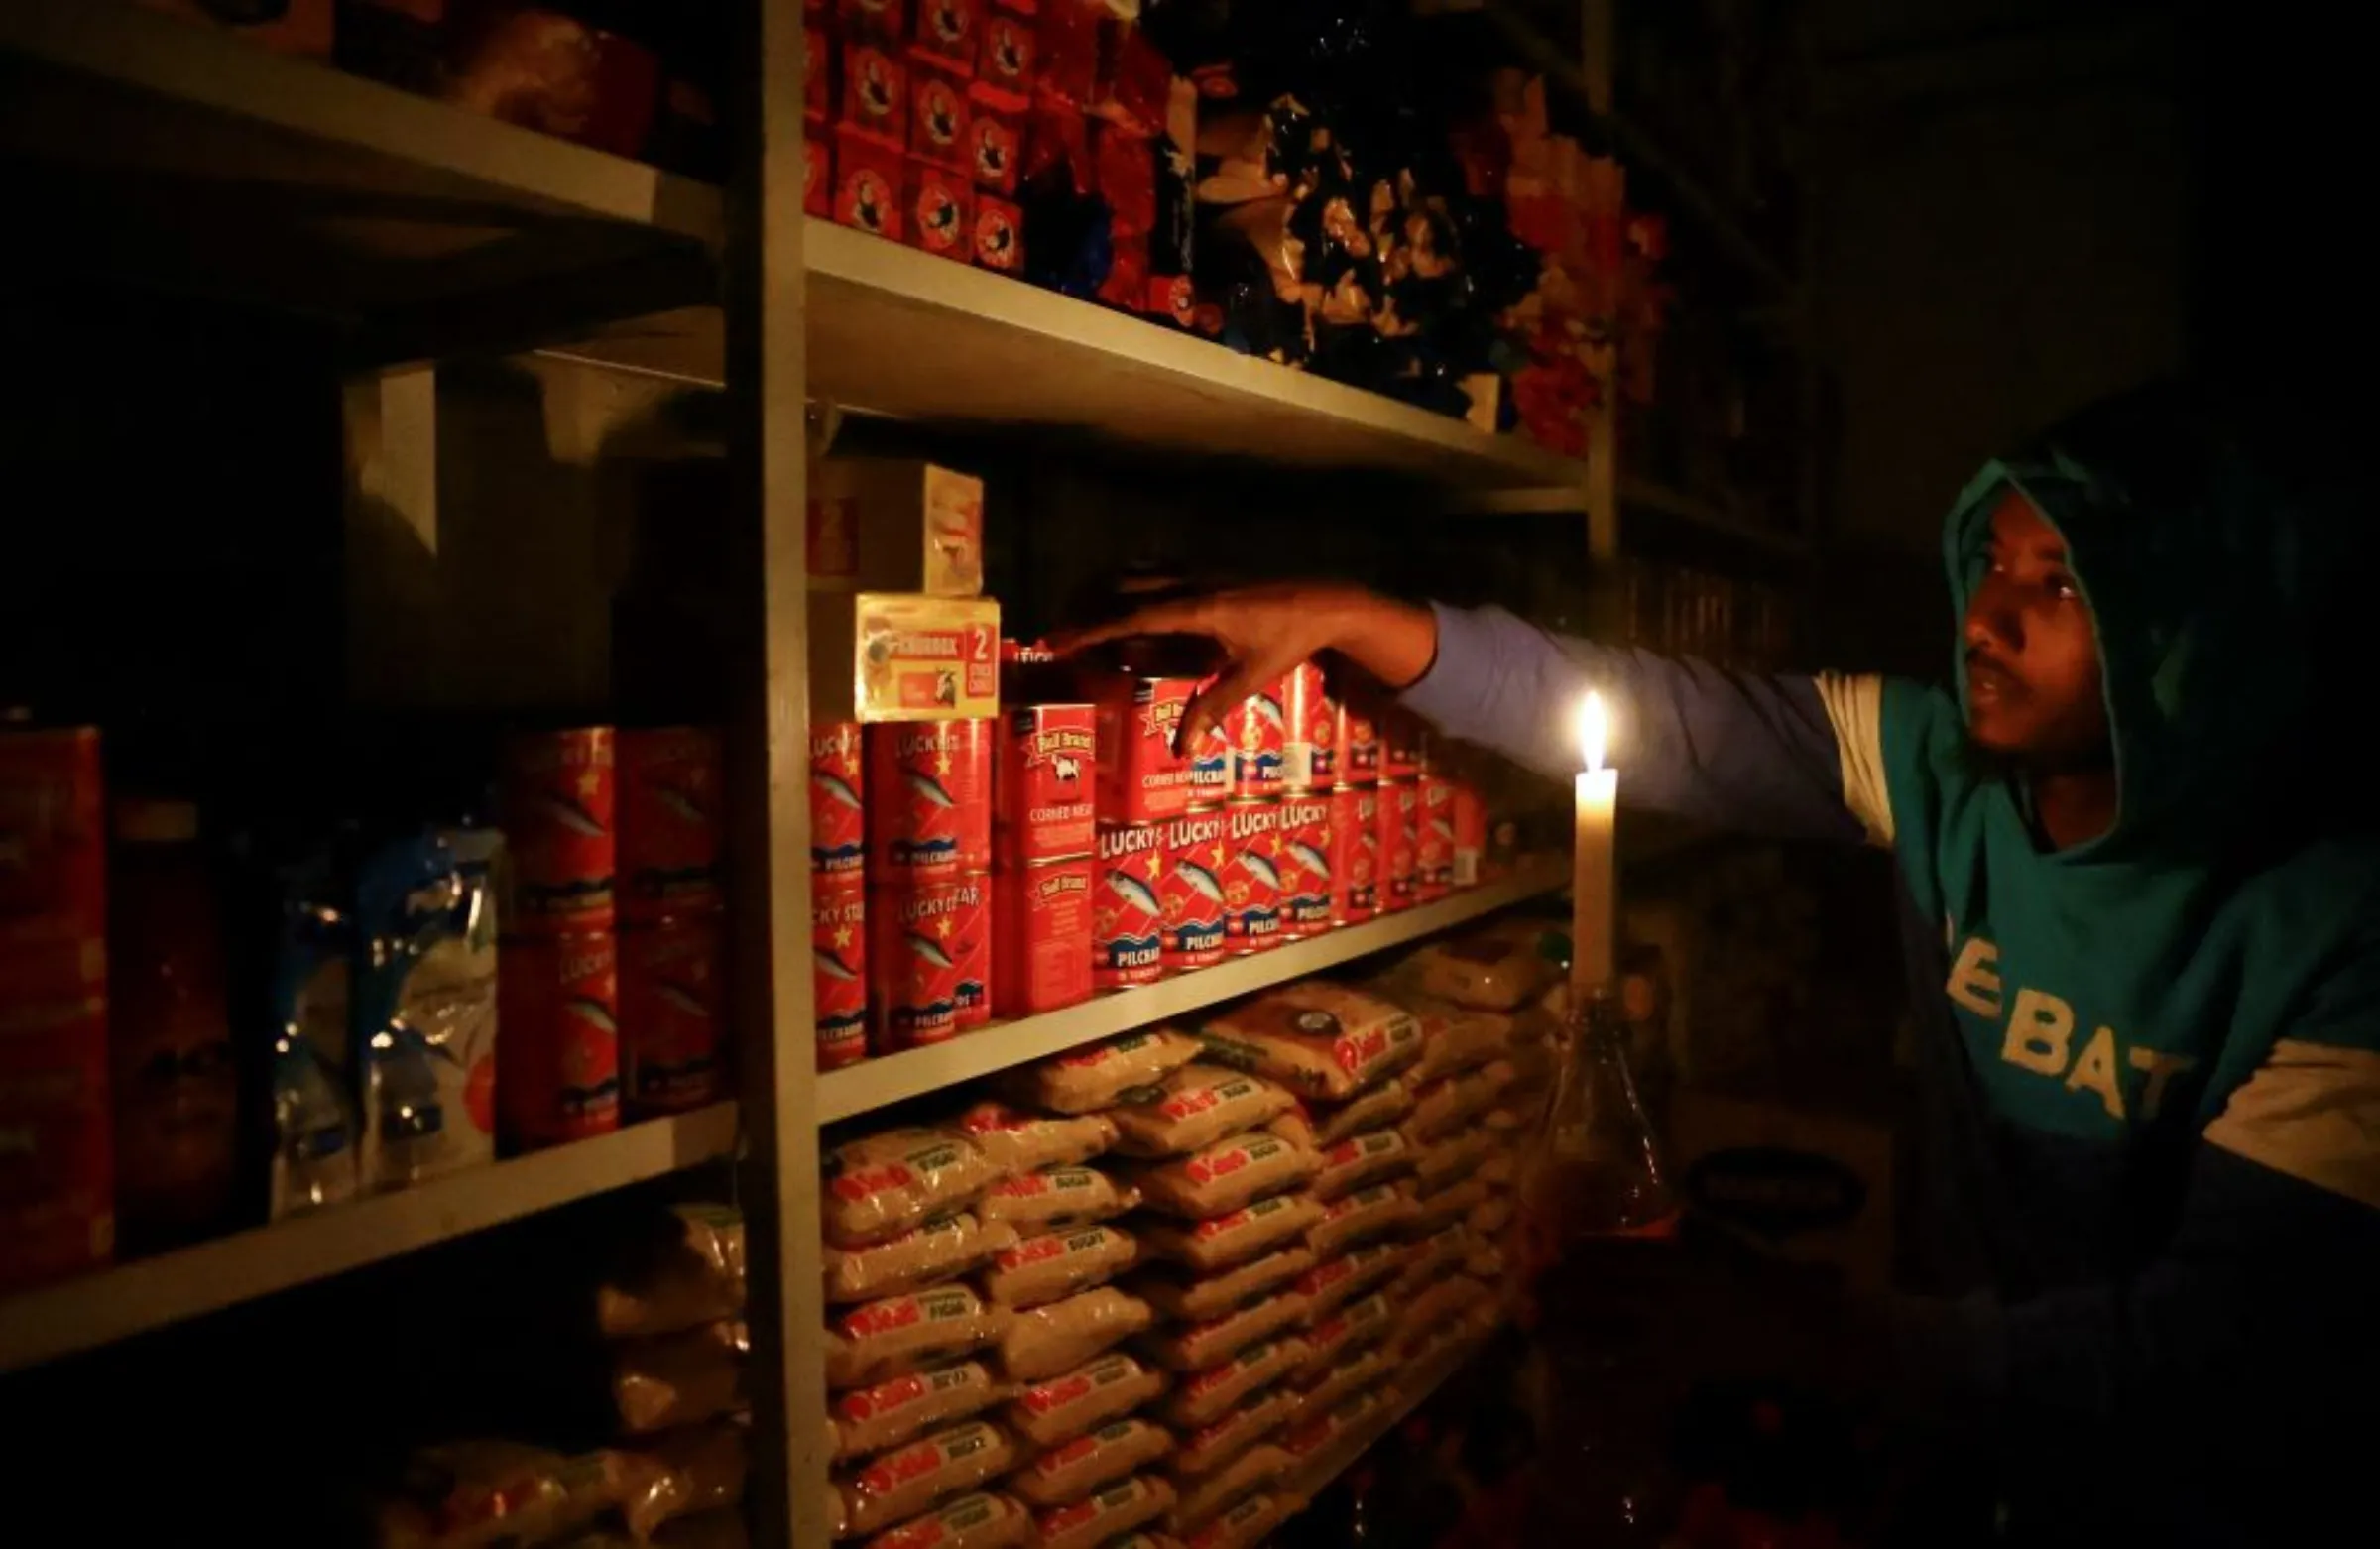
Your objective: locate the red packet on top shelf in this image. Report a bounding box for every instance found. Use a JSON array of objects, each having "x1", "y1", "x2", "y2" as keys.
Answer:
[
  {"x1": 908, "y1": 159, "x2": 976, "y2": 261},
  {"x1": 834, "y1": 126, "x2": 905, "y2": 240},
  {"x1": 977, "y1": 3, "x2": 1037, "y2": 106},
  {"x1": 1035, "y1": 0, "x2": 1099, "y2": 108},
  {"x1": 841, "y1": 37, "x2": 908, "y2": 148},
  {"x1": 911, "y1": 59, "x2": 973, "y2": 171},
  {"x1": 967, "y1": 103, "x2": 1022, "y2": 194},
  {"x1": 839, "y1": 0, "x2": 907, "y2": 42},
  {"x1": 909, "y1": 0, "x2": 980, "y2": 74},
  {"x1": 975, "y1": 196, "x2": 1024, "y2": 272}
]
